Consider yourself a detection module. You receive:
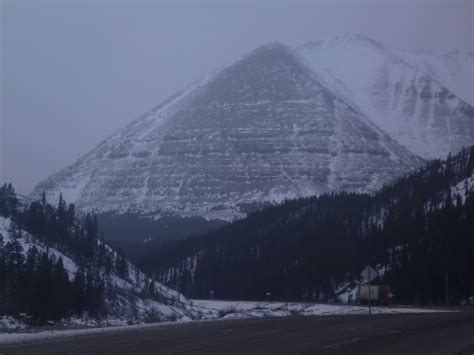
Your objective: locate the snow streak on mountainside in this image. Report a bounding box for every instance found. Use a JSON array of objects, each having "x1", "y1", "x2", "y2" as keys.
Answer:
[
  {"x1": 33, "y1": 43, "x2": 422, "y2": 220},
  {"x1": 295, "y1": 34, "x2": 474, "y2": 159},
  {"x1": 399, "y1": 49, "x2": 474, "y2": 106}
]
